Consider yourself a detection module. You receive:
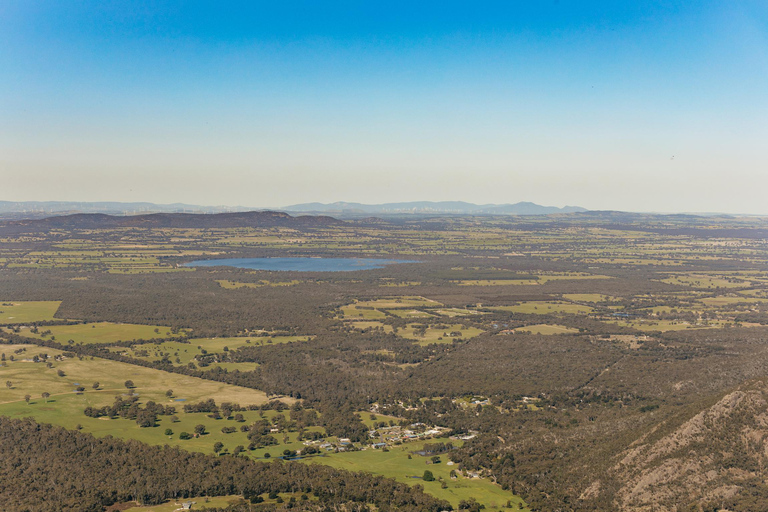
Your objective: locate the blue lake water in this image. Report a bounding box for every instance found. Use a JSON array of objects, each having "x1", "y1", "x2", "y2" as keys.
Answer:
[{"x1": 183, "y1": 257, "x2": 418, "y2": 272}]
